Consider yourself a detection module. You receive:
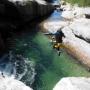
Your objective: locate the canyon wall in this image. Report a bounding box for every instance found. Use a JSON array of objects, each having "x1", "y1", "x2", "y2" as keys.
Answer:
[{"x1": 0, "y1": 0, "x2": 54, "y2": 53}]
